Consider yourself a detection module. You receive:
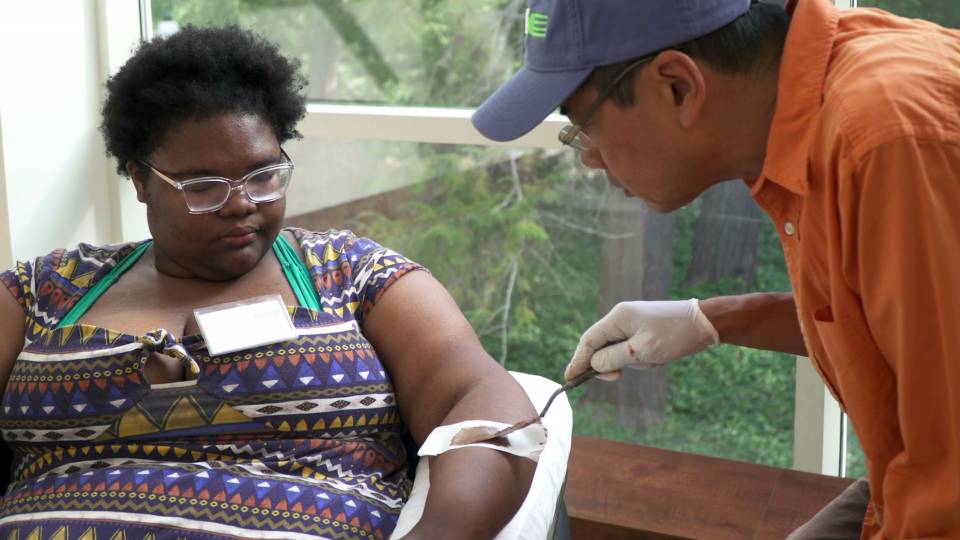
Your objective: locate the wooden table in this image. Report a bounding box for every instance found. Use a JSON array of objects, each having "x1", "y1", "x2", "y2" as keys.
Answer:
[{"x1": 564, "y1": 435, "x2": 856, "y2": 539}]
